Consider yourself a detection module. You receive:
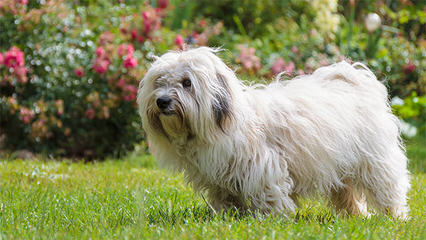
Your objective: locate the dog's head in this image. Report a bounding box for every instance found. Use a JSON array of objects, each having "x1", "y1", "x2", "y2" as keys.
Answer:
[{"x1": 137, "y1": 47, "x2": 237, "y2": 143}]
